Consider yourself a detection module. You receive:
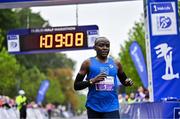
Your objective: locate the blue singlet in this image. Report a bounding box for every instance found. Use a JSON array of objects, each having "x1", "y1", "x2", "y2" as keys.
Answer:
[{"x1": 86, "y1": 57, "x2": 119, "y2": 112}]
